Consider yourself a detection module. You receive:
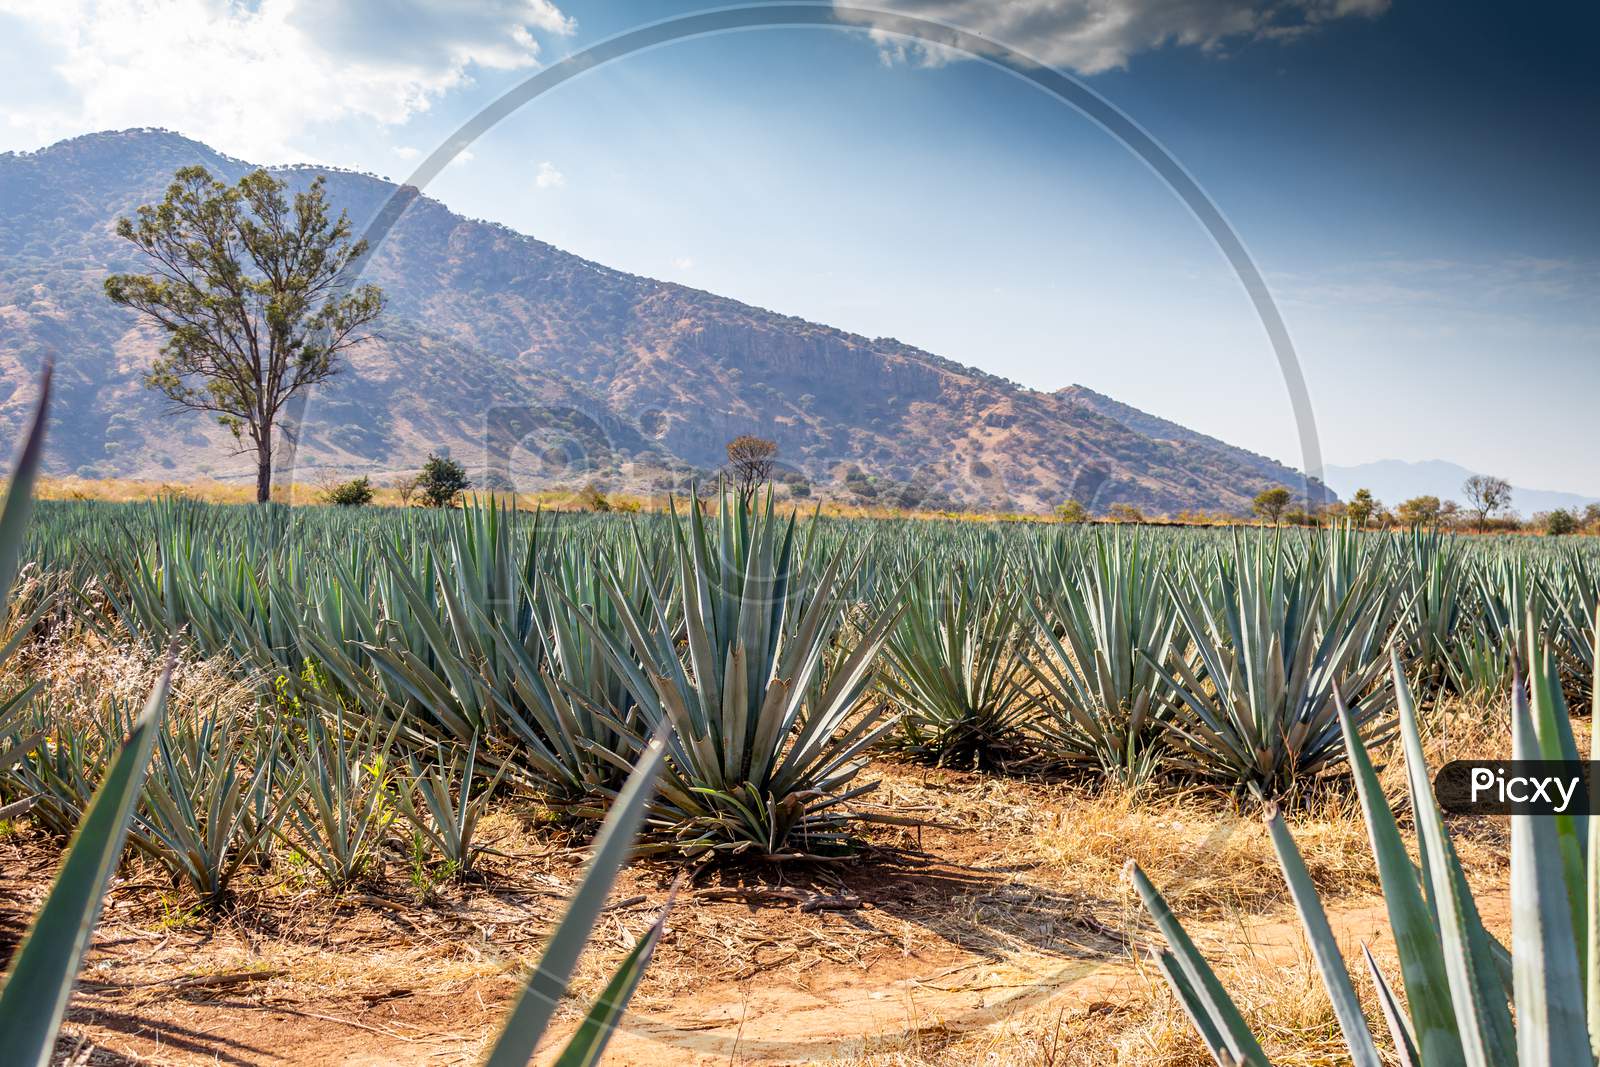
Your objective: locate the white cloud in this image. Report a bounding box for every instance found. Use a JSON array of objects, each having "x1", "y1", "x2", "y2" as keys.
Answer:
[
  {"x1": 839, "y1": 0, "x2": 1389, "y2": 74},
  {"x1": 672, "y1": 256, "x2": 694, "y2": 272},
  {"x1": 393, "y1": 145, "x2": 422, "y2": 160},
  {"x1": 0, "y1": 0, "x2": 575, "y2": 160},
  {"x1": 534, "y1": 160, "x2": 564, "y2": 188}
]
